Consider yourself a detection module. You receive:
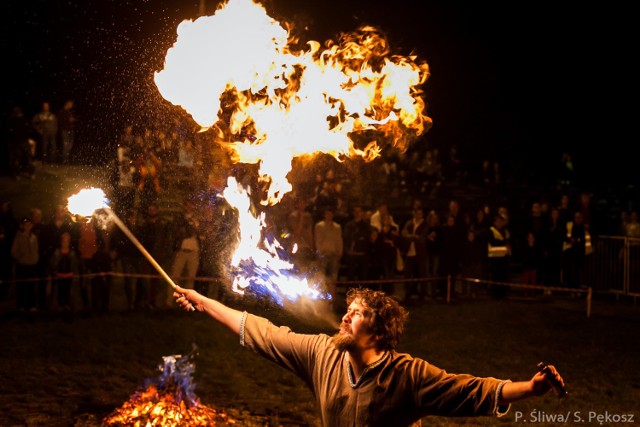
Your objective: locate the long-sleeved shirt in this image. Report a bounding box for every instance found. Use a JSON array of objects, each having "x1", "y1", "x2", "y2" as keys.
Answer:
[
  {"x1": 314, "y1": 220, "x2": 343, "y2": 258},
  {"x1": 11, "y1": 232, "x2": 39, "y2": 266},
  {"x1": 240, "y1": 313, "x2": 510, "y2": 427}
]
